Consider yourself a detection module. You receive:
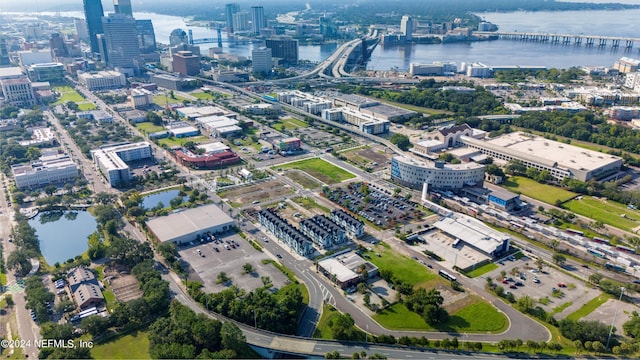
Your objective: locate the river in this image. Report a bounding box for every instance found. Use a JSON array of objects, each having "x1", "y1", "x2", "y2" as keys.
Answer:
[{"x1": 35, "y1": 8, "x2": 640, "y2": 70}]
